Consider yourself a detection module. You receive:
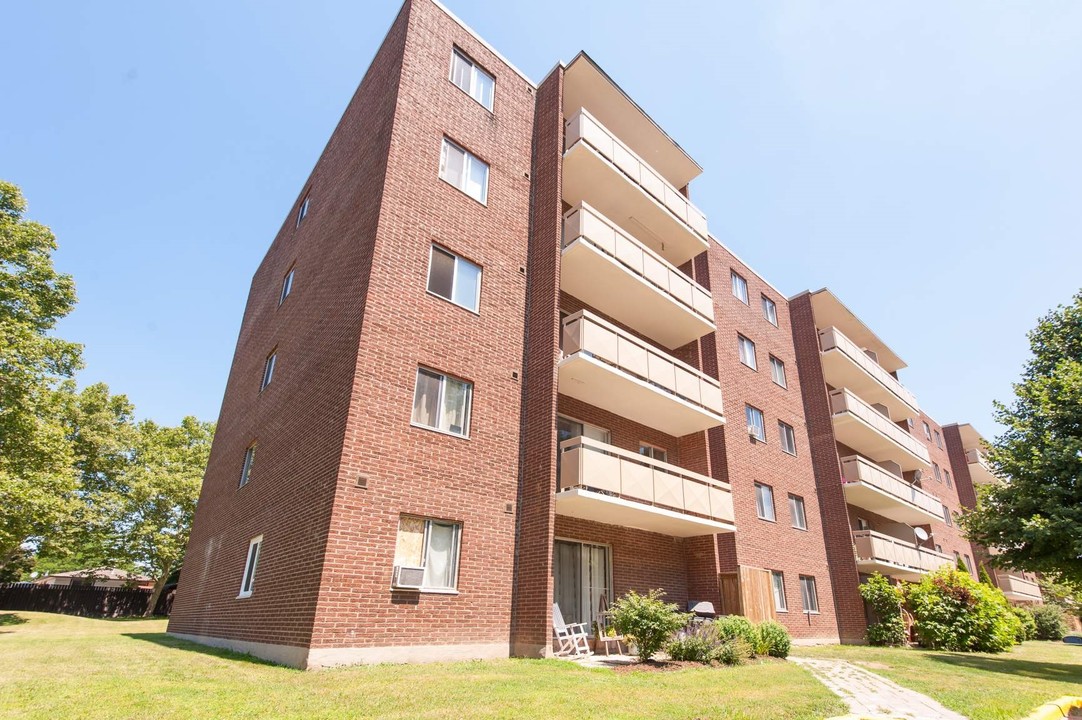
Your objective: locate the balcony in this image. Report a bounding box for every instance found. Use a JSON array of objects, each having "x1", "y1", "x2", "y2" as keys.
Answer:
[
  {"x1": 559, "y1": 310, "x2": 725, "y2": 437},
  {"x1": 853, "y1": 530, "x2": 954, "y2": 582},
  {"x1": 829, "y1": 389, "x2": 931, "y2": 472},
  {"x1": 840, "y1": 456, "x2": 943, "y2": 525},
  {"x1": 556, "y1": 436, "x2": 735, "y2": 537},
  {"x1": 966, "y1": 448, "x2": 1000, "y2": 485},
  {"x1": 562, "y1": 203, "x2": 715, "y2": 349},
  {"x1": 993, "y1": 571, "x2": 1043, "y2": 602},
  {"x1": 563, "y1": 108, "x2": 708, "y2": 267},
  {"x1": 819, "y1": 327, "x2": 919, "y2": 420}
]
